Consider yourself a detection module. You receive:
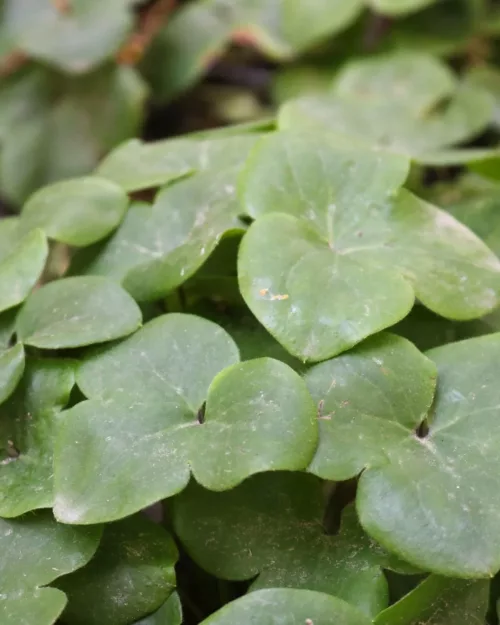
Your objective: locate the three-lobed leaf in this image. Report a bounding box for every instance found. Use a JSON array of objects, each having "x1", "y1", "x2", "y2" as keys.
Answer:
[
  {"x1": 54, "y1": 313, "x2": 316, "y2": 524},
  {"x1": 238, "y1": 132, "x2": 500, "y2": 361},
  {"x1": 306, "y1": 331, "x2": 500, "y2": 576}
]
